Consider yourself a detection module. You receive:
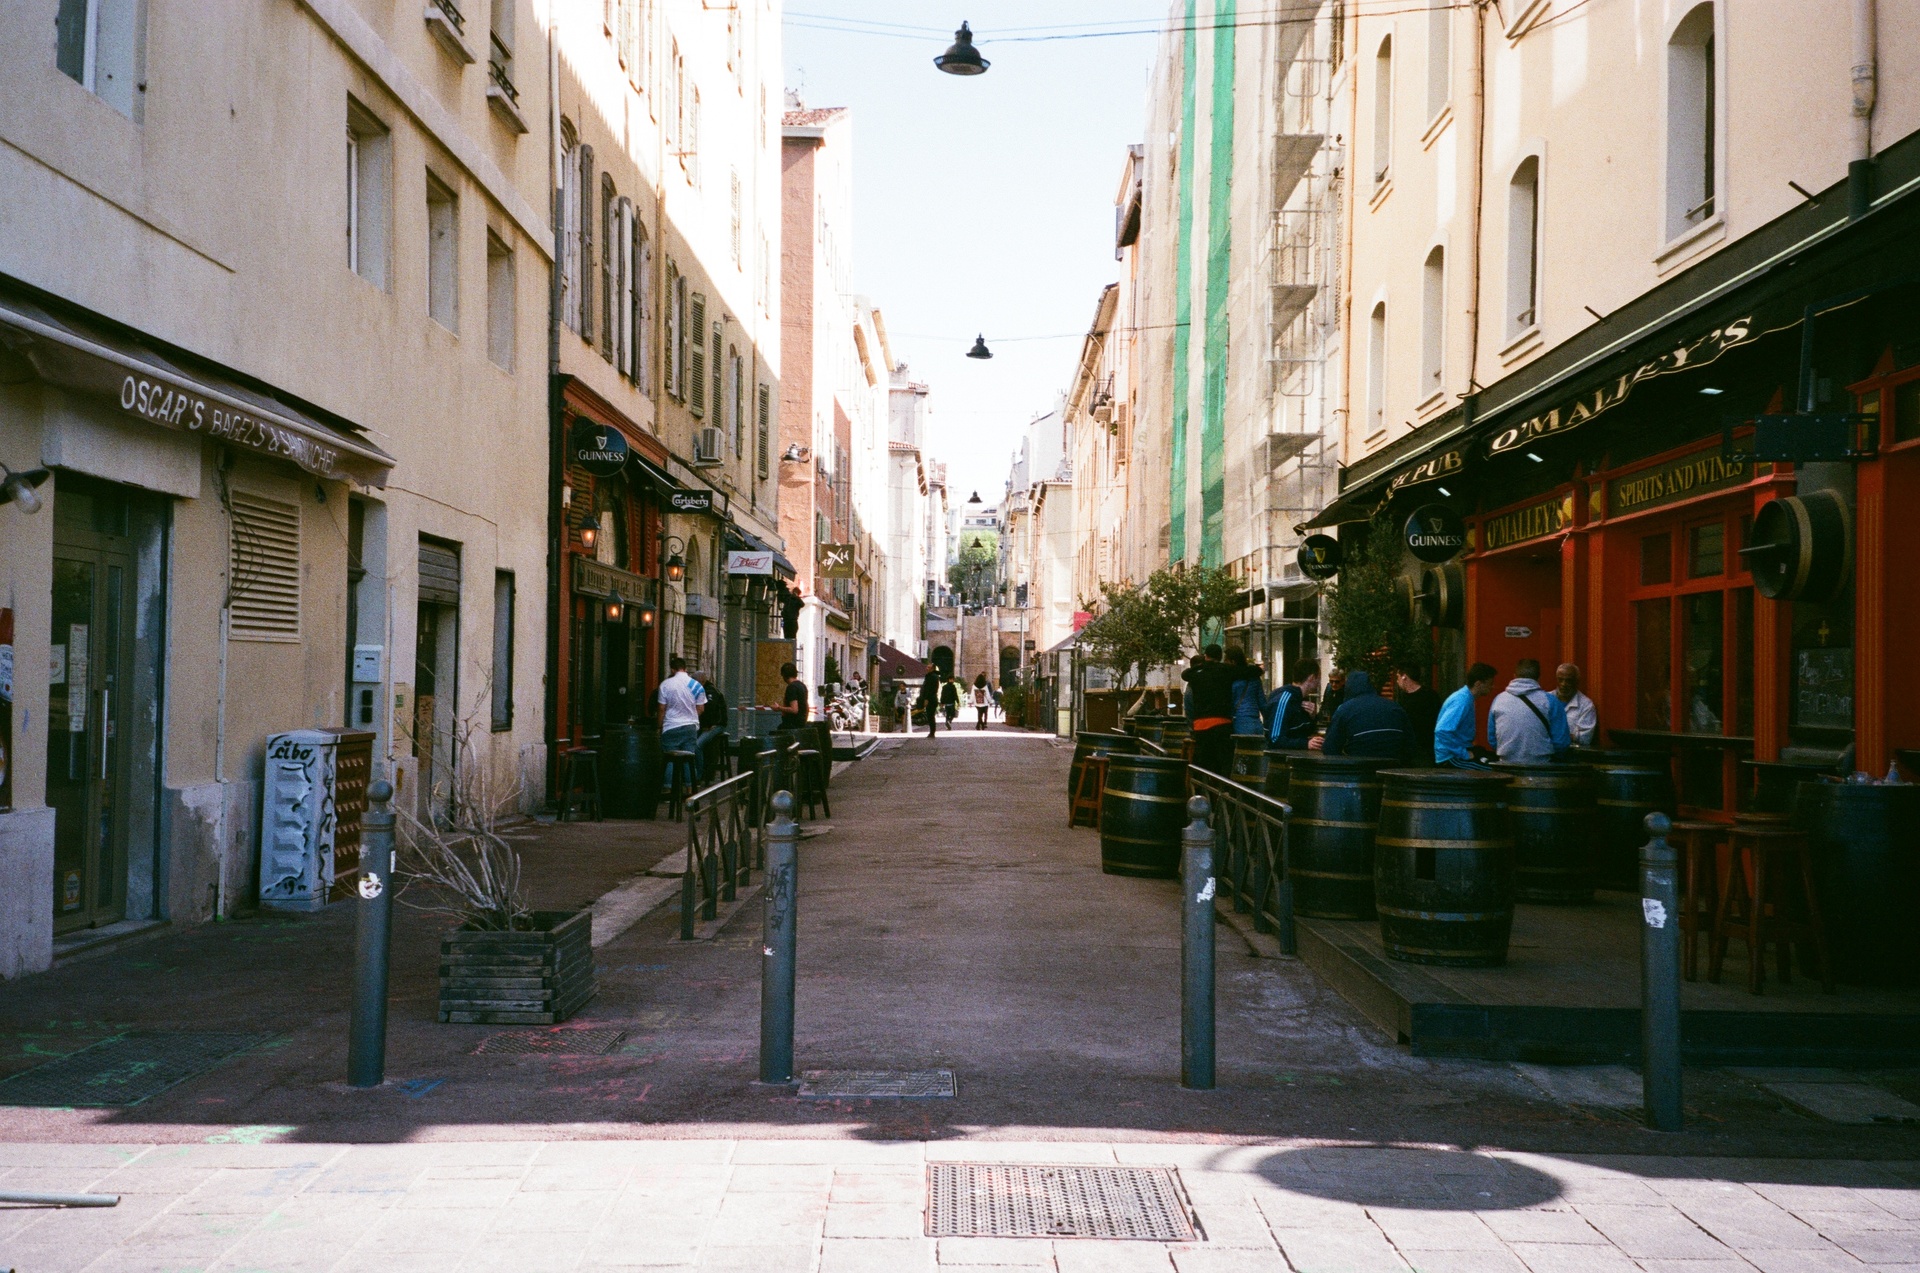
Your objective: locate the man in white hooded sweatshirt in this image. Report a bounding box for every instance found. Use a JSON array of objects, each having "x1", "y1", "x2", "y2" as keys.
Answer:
[{"x1": 1487, "y1": 657, "x2": 1571, "y2": 765}]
